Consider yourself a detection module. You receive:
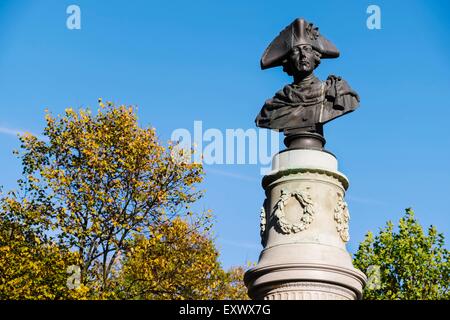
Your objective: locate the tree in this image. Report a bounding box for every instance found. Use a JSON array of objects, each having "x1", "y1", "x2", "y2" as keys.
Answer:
[
  {"x1": 353, "y1": 208, "x2": 449, "y2": 300},
  {"x1": 118, "y1": 217, "x2": 236, "y2": 299},
  {"x1": 0, "y1": 202, "x2": 88, "y2": 299},
  {"x1": 1, "y1": 101, "x2": 249, "y2": 300},
  {"x1": 215, "y1": 266, "x2": 249, "y2": 300},
  {"x1": 6, "y1": 101, "x2": 204, "y2": 297},
  {"x1": 117, "y1": 217, "x2": 249, "y2": 300}
]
